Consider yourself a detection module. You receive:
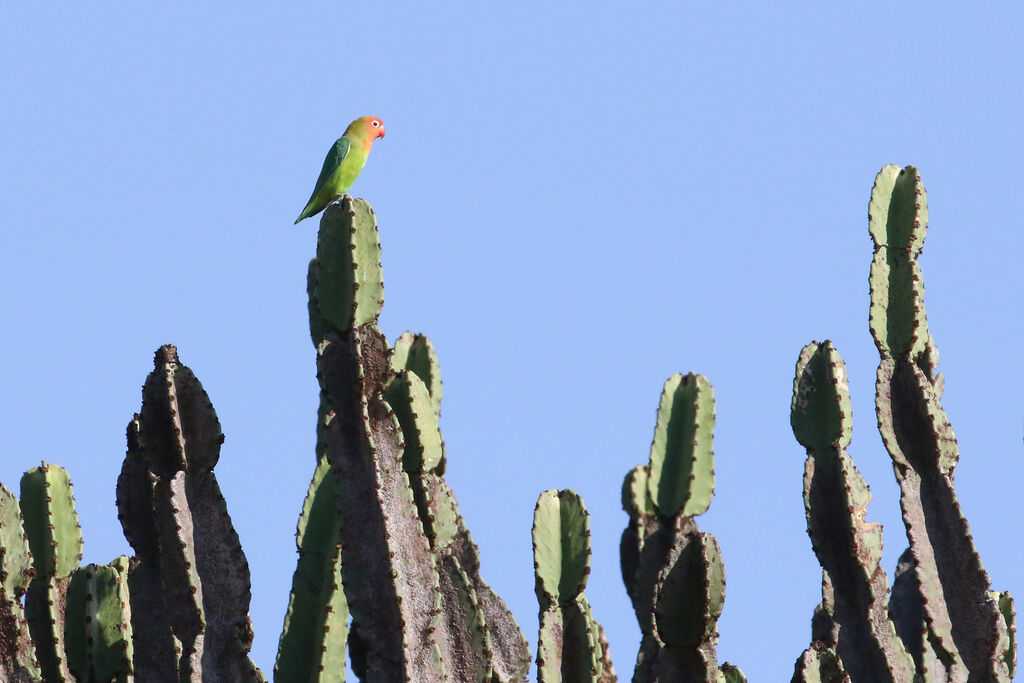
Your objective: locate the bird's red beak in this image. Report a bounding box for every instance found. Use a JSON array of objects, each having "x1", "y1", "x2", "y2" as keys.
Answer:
[{"x1": 378, "y1": 126, "x2": 386, "y2": 140}]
